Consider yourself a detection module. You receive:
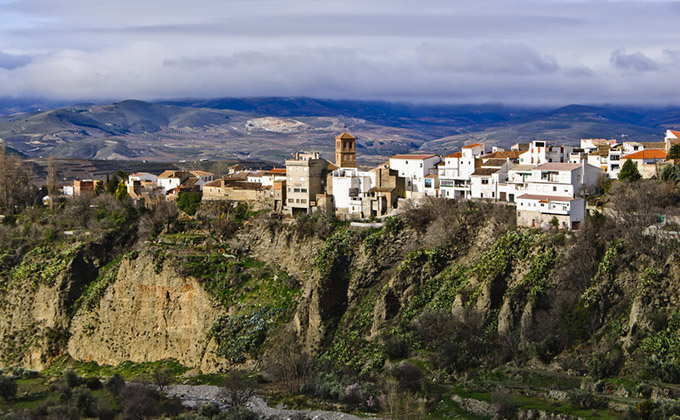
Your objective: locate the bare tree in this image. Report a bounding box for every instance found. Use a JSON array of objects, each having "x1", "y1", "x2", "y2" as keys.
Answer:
[
  {"x1": 265, "y1": 331, "x2": 311, "y2": 393},
  {"x1": 151, "y1": 366, "x2": 172, "y2": 393},
  {"x1": 220, "y1": 370, "x2": 259, "y2": 409}
]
